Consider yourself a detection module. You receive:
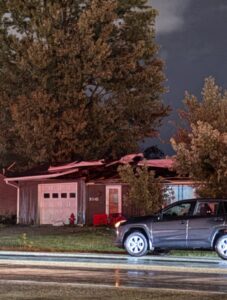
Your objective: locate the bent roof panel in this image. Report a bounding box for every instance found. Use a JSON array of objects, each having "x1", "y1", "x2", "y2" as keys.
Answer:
[
  {"x1": 48, "y1": 160, "x2": 104, "y2": 172},
  {"x1": 138, "y1": 159, "x2": 174, "y2": 169},
  {"x1": 5, "y1": 168, "x2": 79, "y2": 182}
]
